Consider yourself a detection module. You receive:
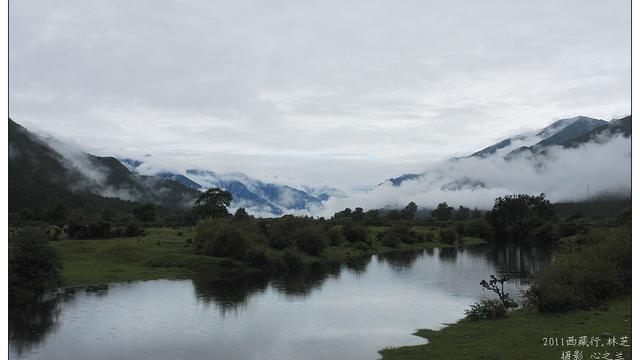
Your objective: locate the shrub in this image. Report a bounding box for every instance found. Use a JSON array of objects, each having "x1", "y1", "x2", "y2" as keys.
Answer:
[
  {"x1": 246, "y1": 247, "x2": 272, "y2": 267},
  {"x1": 421, "y1": 232, "x2": 435, "y2": 242},
  {"x1": 465, "y1": 219, "x2": 493, "y2": 239},
  {"x1": 293, "y1": 226, "x2": 328, "y2": 256},
  {"x1": 380, "y1": 231, "x2": 401, "y2": 248},
  {"x1": 532, "y1": 223, "x2": 559, "y2": 243},
  {"x1": 194, "y1": 219, "x2": 253, "y2": 260},
  {"x1": 327, "y1": 226, "x2": 345, "y2": 246},
  {"x1": 9, "y1": 228, "x2": 62, "y2": 302},
  {"x1": 354, "y1": 241, "x2": 371, "y2": 251},
  {"x1": 438, "y1": 228, "x2": 458, "y2": 245},
  {"x1": 464, "y1": 299, "x2": 507, "y2": 321},
  {"x1": 46, "y1": 226, "x2": 63, "y2": 241},
  {"x1": 558, "y1": 222, "x2": 582, "y2": 237},
  {"x1": 389, "y1": 222, "x2": 420, "y2": 244},
  {"x1": 281, "y1": 247, "x2": 304, "y2": 273},
  {"x1": 343, "y1": 223, "x2": 369, "y2": 243},
  {"x1": 266, "y1": 215, "x2": 312, "y2": 249},
  {"x1": 454, "y1": 223, "x2": 466, "y2": 237},
  {"x1": 524, "y1": 227, "x2": 631, "y2": 313}
]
